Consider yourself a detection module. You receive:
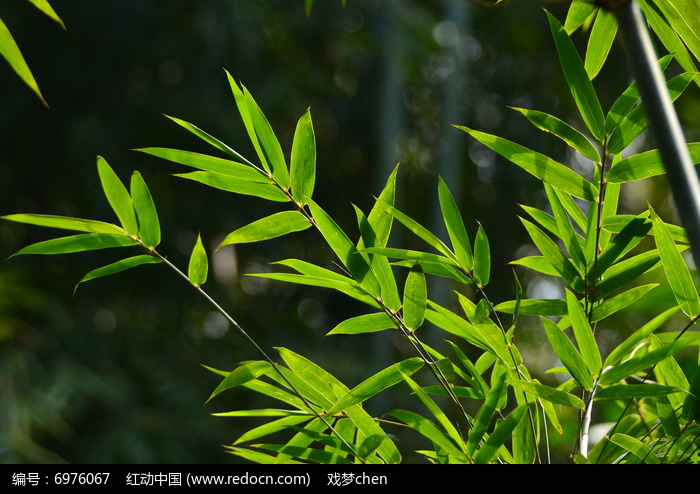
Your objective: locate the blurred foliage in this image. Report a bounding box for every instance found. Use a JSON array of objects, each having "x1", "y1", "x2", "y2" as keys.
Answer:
[{"x1": 0, "y1": 0, "x2": 697, "y2": 463}]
